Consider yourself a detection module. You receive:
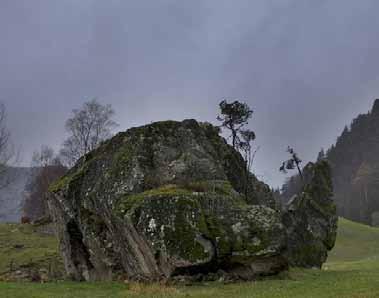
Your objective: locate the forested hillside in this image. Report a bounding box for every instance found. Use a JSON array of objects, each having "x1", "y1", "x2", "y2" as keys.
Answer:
[
  {"x1": 282, "y1": 99, "x2": 379, "y2": 225},
  {"x1": 327, "y1": 99, "x2": 379, "y2": 224}
]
